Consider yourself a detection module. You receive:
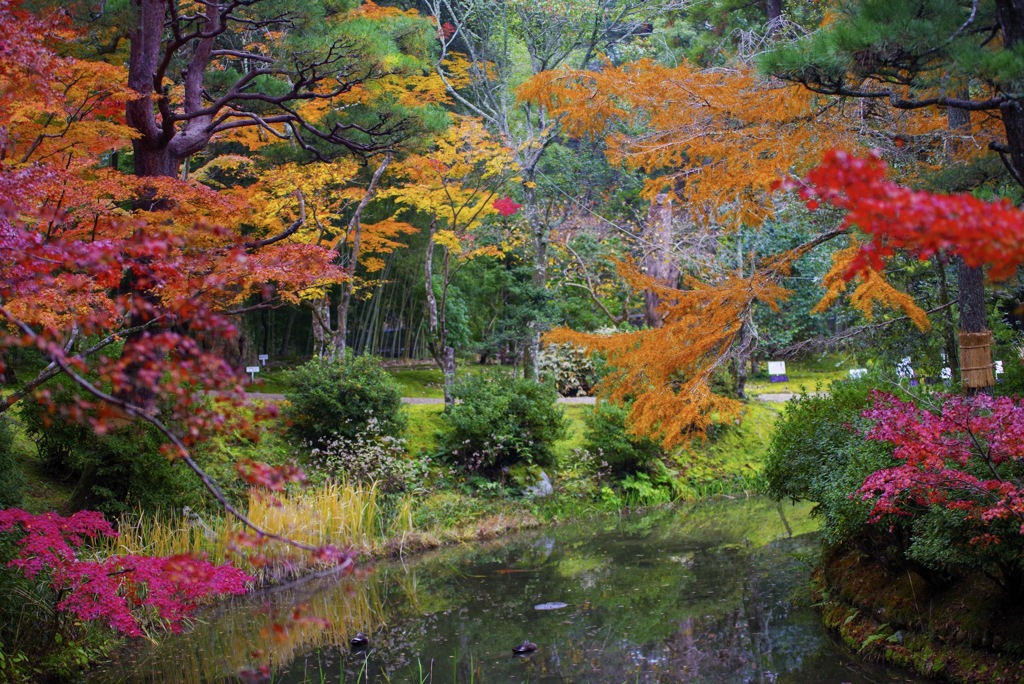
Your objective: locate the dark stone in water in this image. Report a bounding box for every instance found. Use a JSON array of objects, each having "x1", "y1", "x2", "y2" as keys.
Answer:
[
  {"x1": 512, "y1": 640, "x2": 537, "y2": 655},
  {"x1": 350, "y1": 632, "x2": 369, "y2": 650},
  {"x1": 533, "y1": 602, "x2": 568, "y2": 610}
]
